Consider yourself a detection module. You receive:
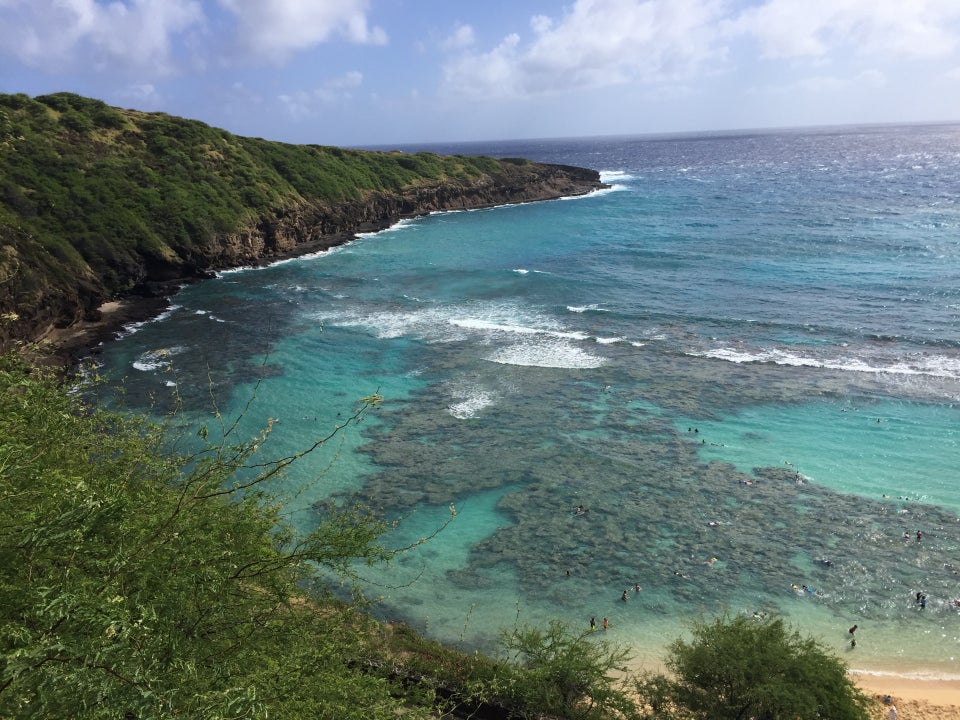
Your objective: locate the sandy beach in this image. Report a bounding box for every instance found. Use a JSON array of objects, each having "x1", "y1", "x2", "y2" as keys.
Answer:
[
  {"x1": 853, "y1": 673, "x2": 960, "y2": 719},
  {"x1": 626, "y1": 654, "x2": 960, "y2": 718},
  {"x1": 33, "y1": 296, "x2": 172, "y2": 369}
]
